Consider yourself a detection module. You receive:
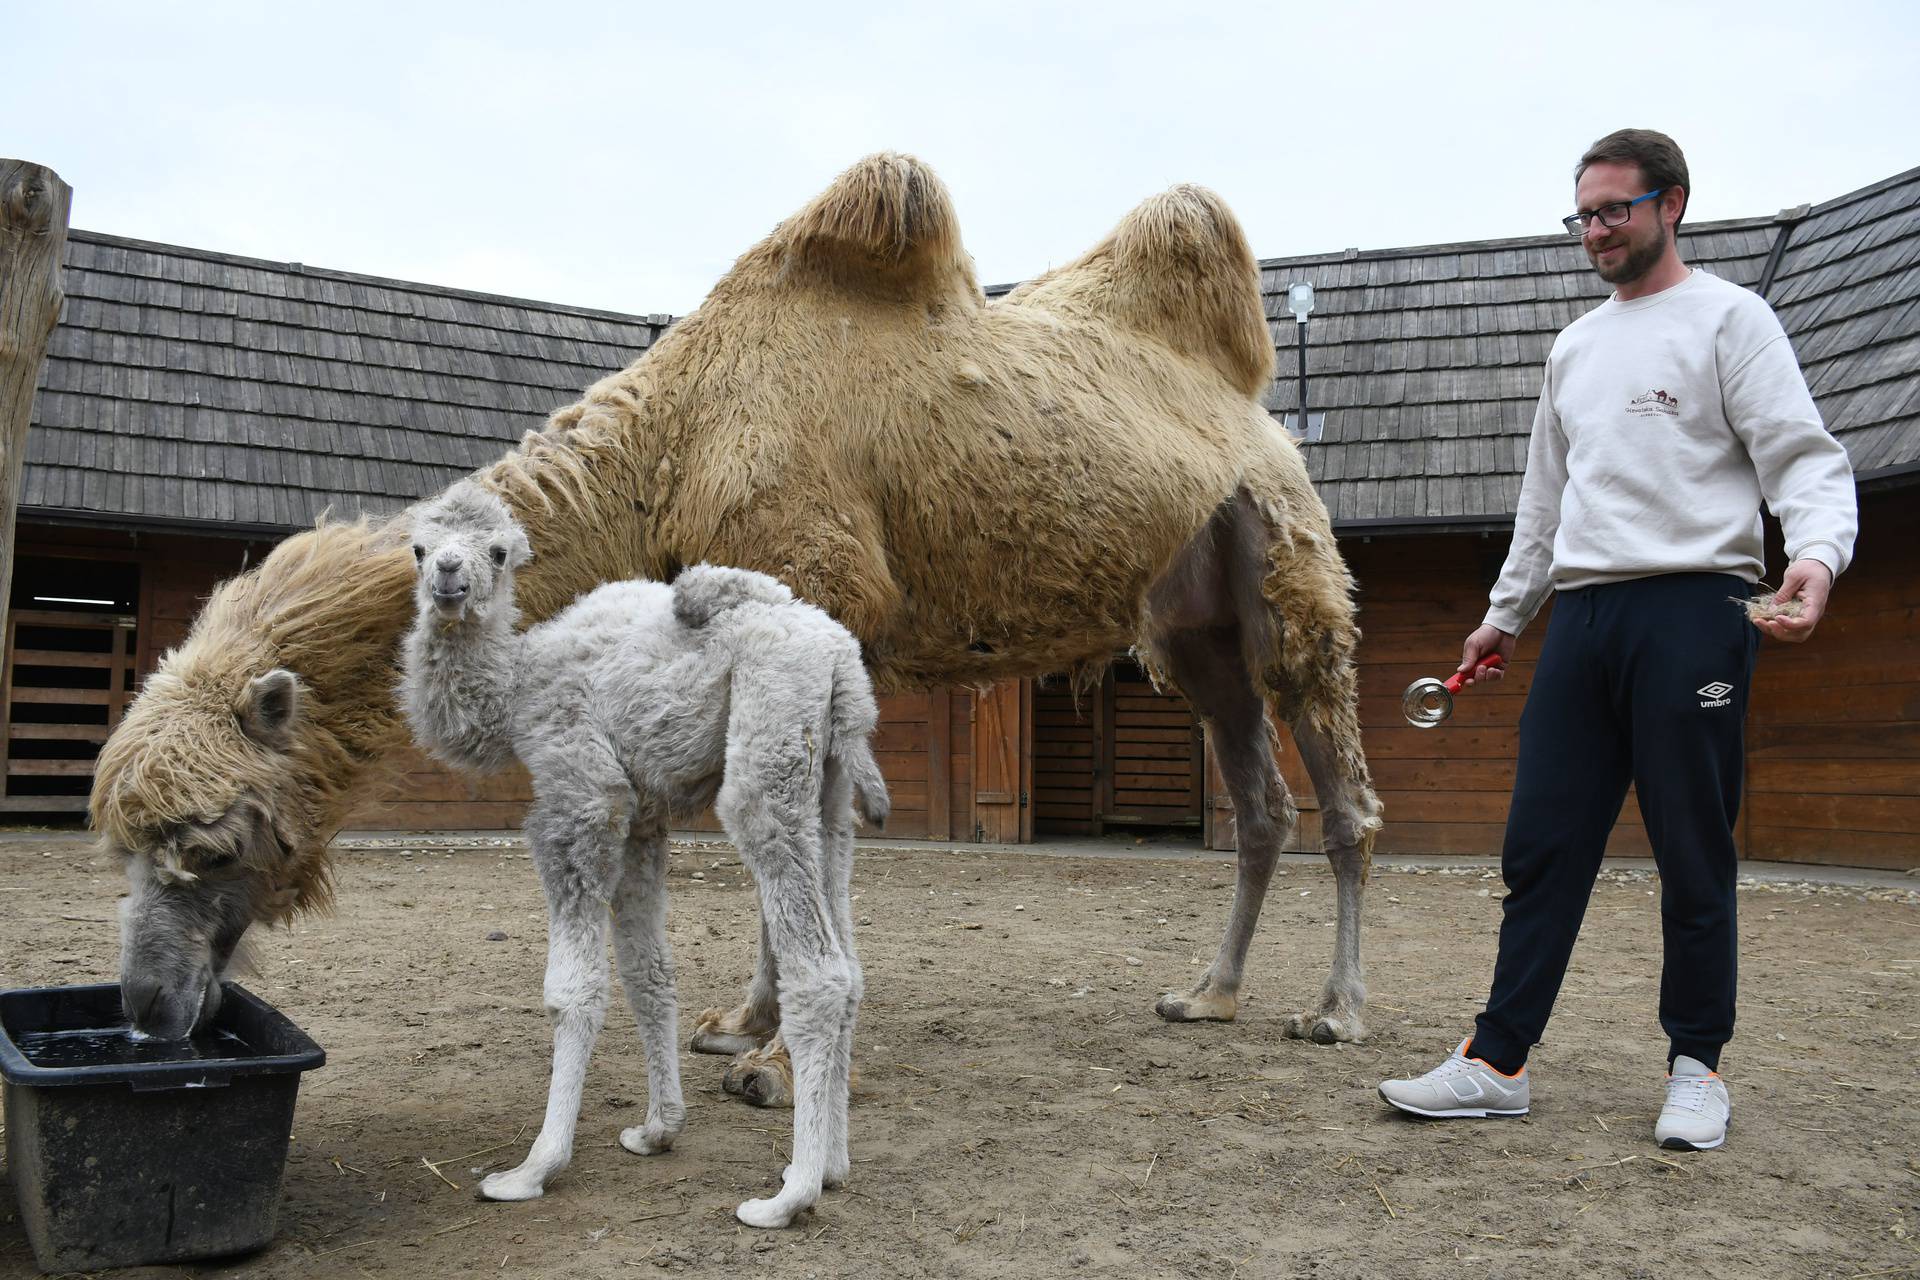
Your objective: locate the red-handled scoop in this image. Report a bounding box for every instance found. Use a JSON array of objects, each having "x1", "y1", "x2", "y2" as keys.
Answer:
[{"x1": 1402, "y1": 655, "x2": 1505, "y2": 728}]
